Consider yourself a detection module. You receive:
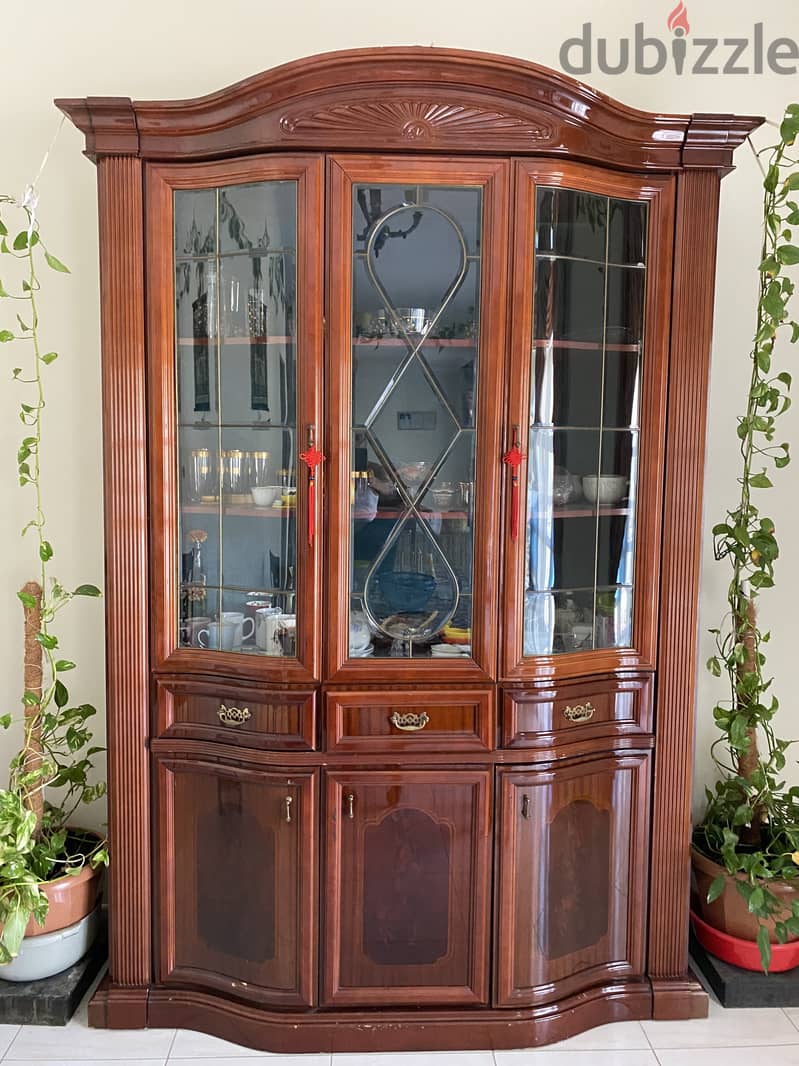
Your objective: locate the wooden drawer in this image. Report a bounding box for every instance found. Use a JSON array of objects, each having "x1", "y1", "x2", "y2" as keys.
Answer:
[
  {"x1": 502, "y1": 674, "x2": 652, "y2": 752},
  {"x1": 326, "y1": 689, "x2": 495, "y2": 752},
  {"x1": 156, "y1": 677, "x2": 317, "y2": 750}
]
